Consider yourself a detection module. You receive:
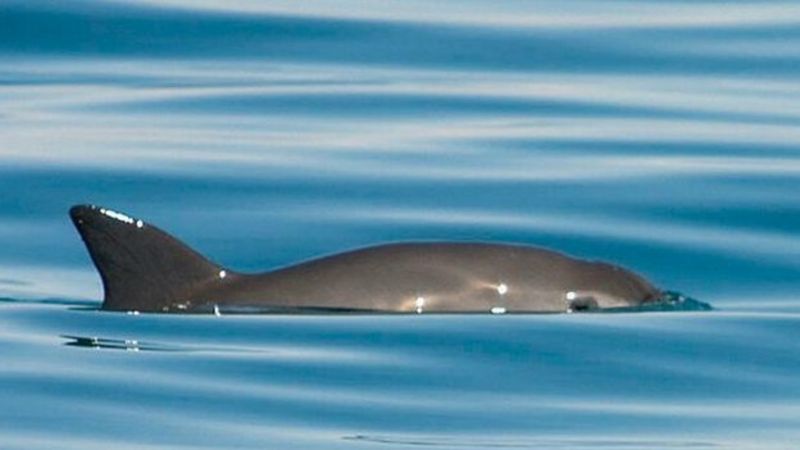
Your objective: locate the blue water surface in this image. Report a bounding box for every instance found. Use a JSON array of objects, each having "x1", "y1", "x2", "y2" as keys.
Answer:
[{"x1": 2, "y1": 1, "x2": 800, "y2": 448}]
